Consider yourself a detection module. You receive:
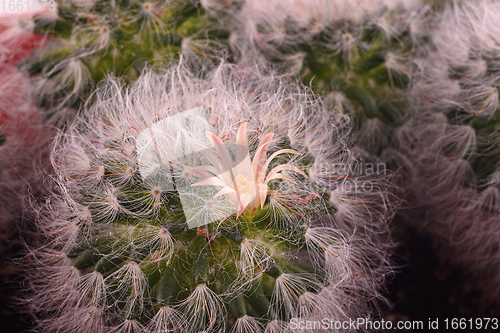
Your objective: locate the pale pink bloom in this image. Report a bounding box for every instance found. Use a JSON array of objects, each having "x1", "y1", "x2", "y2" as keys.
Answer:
[{"x1": 188, "y1": 122, "x2": 306, "y2": 217}]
